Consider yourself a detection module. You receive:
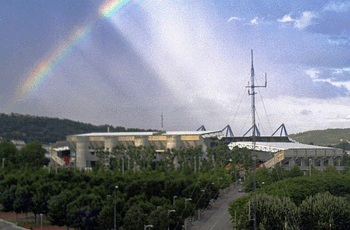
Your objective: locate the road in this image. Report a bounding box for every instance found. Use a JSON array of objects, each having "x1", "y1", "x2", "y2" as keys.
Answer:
[
  {"x1": 0, "y1": 219, "x2": 27, "y2": 230},
  {"x1": 189, "y1": 185, "x2": 246, "y2": 230}
]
